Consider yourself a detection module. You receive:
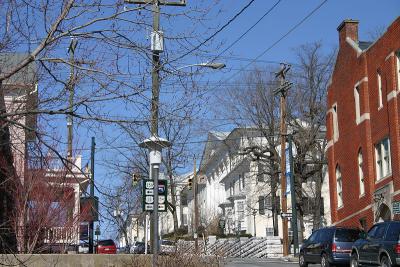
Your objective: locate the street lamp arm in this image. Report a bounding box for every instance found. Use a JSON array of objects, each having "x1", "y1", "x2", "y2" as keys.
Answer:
[{"x1": 175, "y1": 62, "x2": 226, "y2": 71}]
